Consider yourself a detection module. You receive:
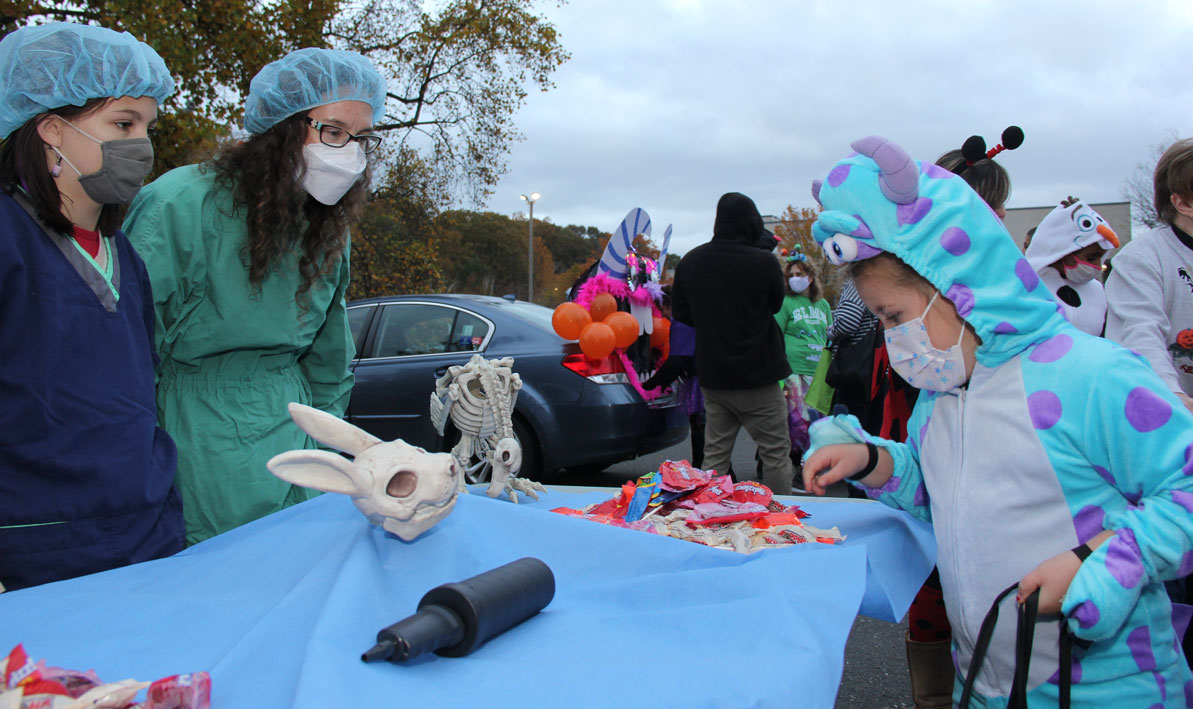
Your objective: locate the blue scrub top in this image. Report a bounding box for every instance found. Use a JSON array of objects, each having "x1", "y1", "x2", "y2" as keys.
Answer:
[{"x1": 0, "y1": 190, "x2": 183, "y2": 590}]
